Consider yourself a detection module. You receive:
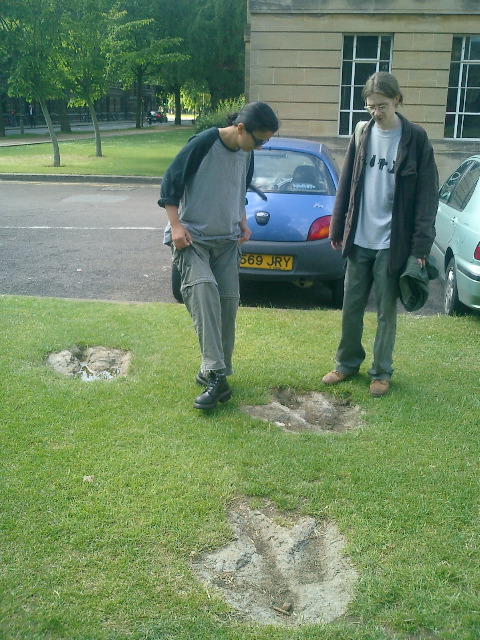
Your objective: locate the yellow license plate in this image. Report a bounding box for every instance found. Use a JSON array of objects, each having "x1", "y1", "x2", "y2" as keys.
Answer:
[{"x1": 240, "y1": 253, "x2": 293, "y2": 271}]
